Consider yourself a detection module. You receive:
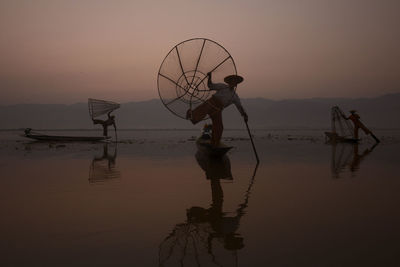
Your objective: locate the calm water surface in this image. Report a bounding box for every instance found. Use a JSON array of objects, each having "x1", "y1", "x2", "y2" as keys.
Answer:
[{"x1": 0, "y1": 129, "x2": 399, "y2": 266}]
